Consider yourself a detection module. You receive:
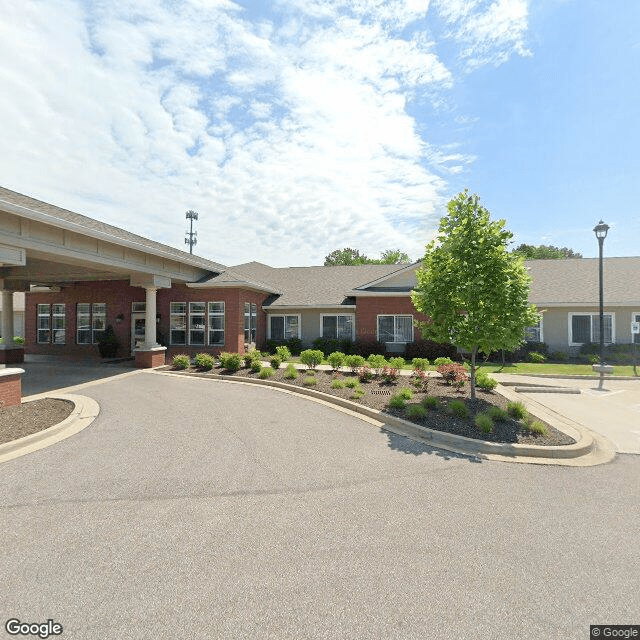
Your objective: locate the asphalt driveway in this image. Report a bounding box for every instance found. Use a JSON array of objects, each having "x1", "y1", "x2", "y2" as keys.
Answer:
[{"x1": 1, "y1": 372, "x2": 639, "y2": 639}]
